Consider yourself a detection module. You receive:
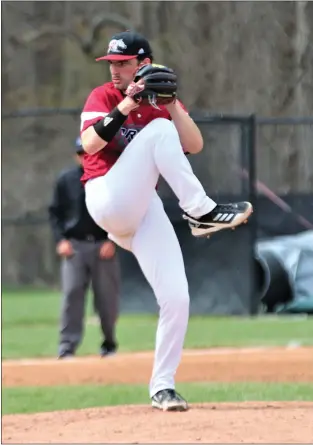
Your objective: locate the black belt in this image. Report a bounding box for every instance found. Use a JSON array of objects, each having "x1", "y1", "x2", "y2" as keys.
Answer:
[{"x1": 71, "y1": 235, "x2": 107, "y2": 242}]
